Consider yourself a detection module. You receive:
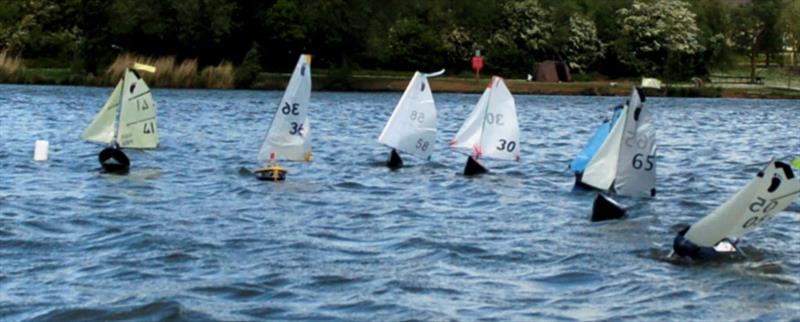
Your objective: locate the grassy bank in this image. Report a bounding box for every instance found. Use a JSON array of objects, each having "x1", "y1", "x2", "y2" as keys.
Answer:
[{"x1": 2, "y1": 52, "x2": 799, "y2": 99}]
